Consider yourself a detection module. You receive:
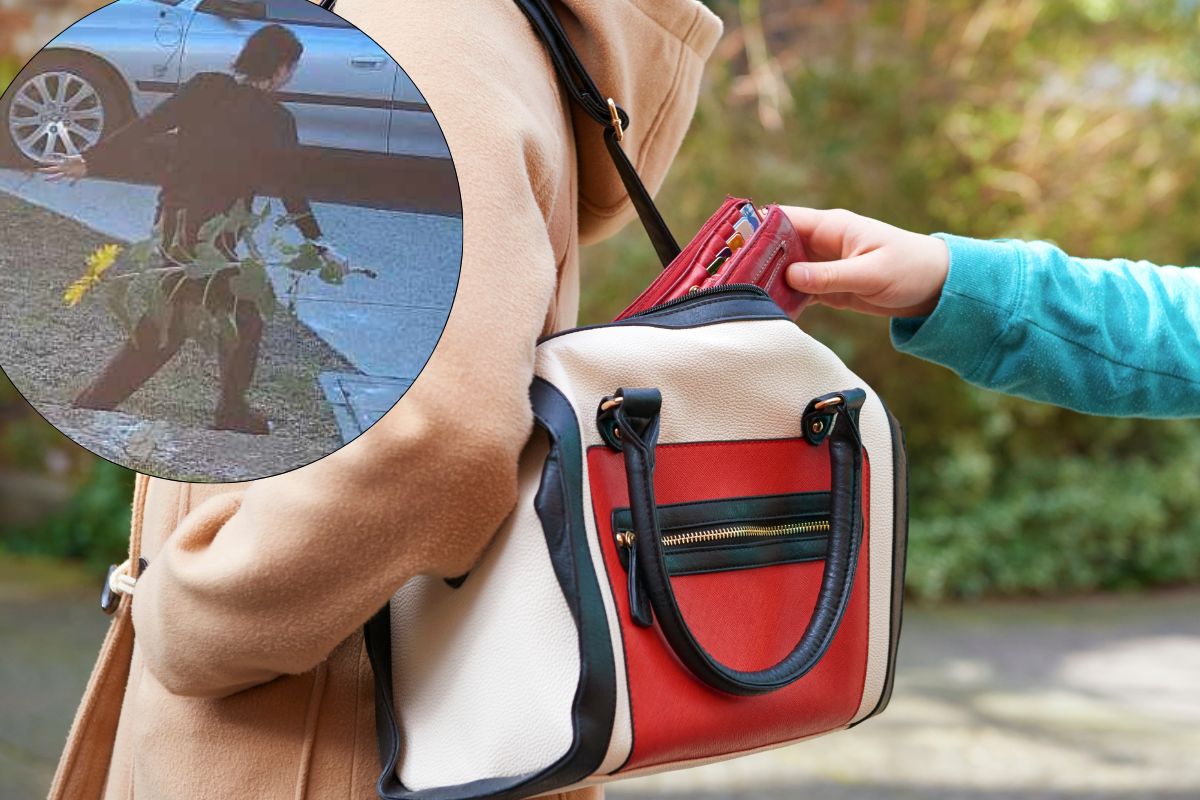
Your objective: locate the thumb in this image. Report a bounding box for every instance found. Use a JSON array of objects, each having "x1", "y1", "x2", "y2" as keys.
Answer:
[{"x1": 785, "y1": 251, "x2": 889, "y2": 297}]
